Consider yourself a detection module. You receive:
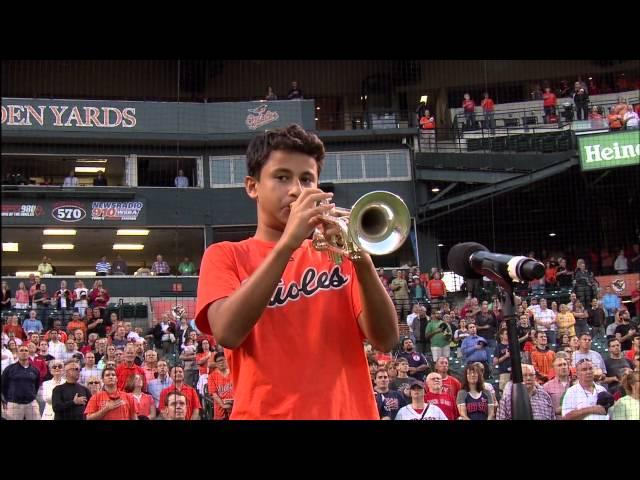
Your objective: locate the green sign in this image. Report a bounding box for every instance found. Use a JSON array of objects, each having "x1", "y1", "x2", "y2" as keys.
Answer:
[{"x1": 578, "y1": 130, "x2": 640, "y2": 171}]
